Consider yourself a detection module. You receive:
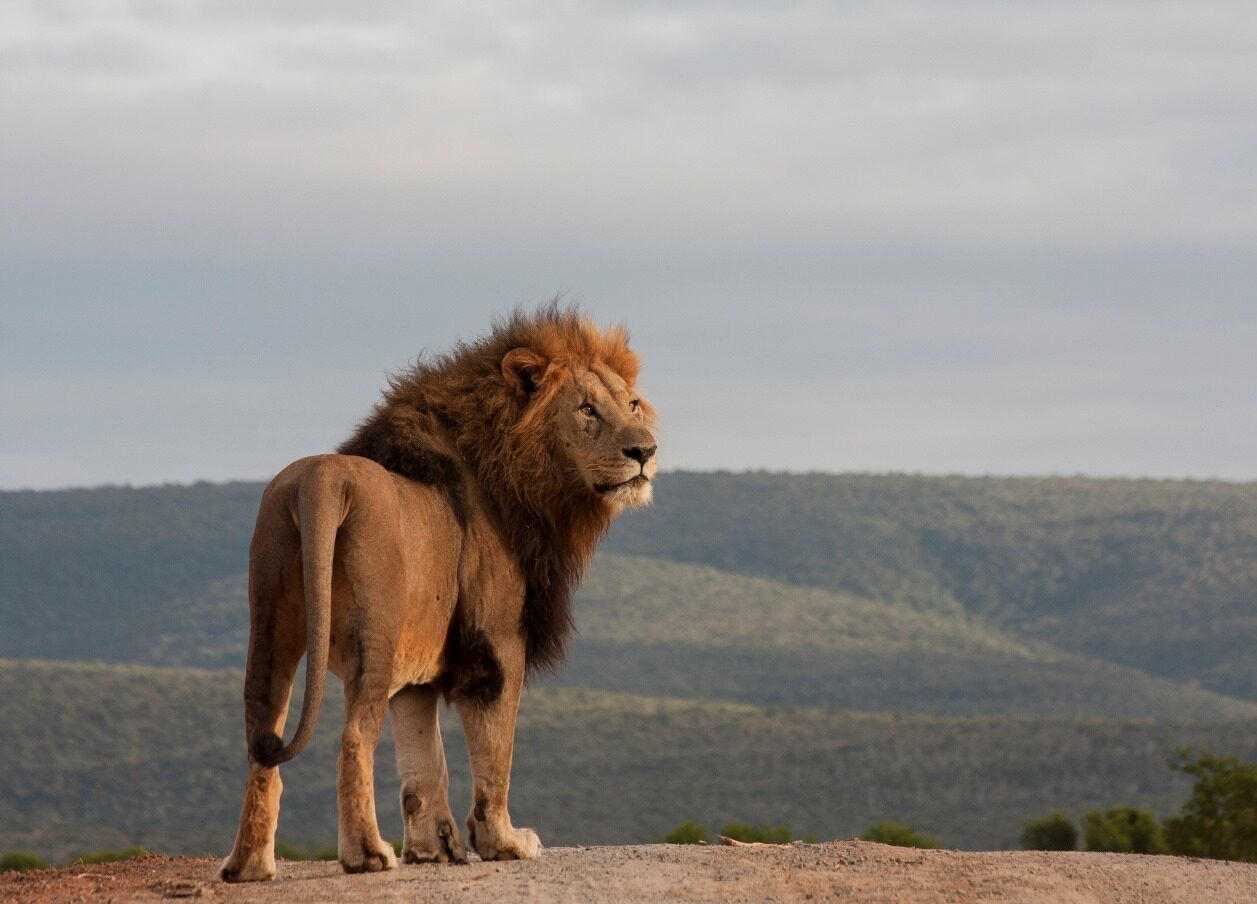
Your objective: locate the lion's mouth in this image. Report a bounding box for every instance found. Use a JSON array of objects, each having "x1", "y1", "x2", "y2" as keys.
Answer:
[{"x1": 595, "y1": 475, "x2": 650, "y2": 494}]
